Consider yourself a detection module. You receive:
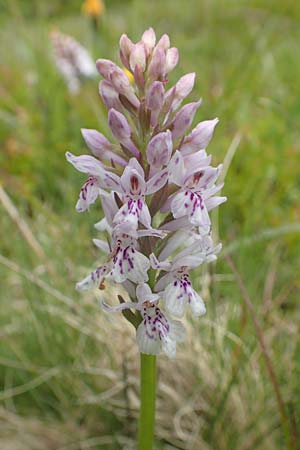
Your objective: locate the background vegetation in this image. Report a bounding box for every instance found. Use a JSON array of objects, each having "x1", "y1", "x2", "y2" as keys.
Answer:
[{"x1": 0, "y1": 0, "x2": 299, "y2": 449}]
